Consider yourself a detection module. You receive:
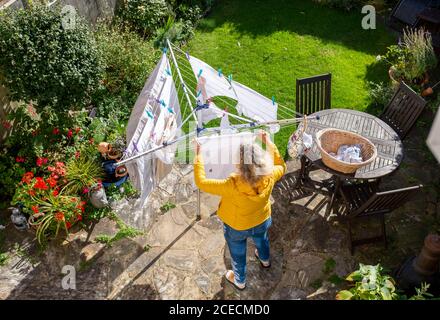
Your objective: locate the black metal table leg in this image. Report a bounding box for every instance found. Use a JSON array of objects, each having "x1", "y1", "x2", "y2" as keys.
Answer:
[{"x1": 325, "y1": 176, "x2": 341, "y2": 216}]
